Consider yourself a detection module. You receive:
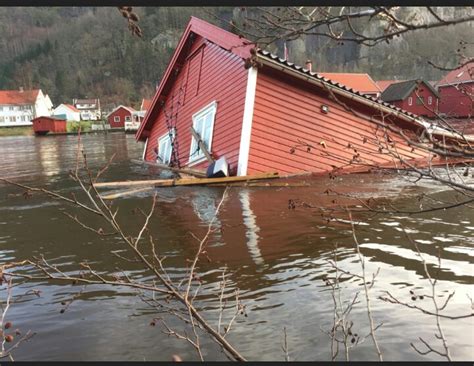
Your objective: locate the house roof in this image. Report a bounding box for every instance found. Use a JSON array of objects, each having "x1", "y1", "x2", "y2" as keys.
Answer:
[
  {"x1": 256, "y1": 50, "x2": 427, "y2": 126},
  {"x1": 56, "y1": 103, "x2": 80, "y2": 113},
  {"x1": 318, "y1": 73, "x2": 381, "y2": 94},
  {"x1": 106, "y1": 105, "x2": 136, "y2": 118},
  {"x1": 436, "y1": 61, "x2": 474, "y2": 87},
  {"x1": 381, "y1": 79, "x2": 440, "y2": 102},
  {"x1": 0, "y1": 89, "x2": 40, "y2": 105},
  {"x1": 376, "y1": 80, "x2": 404, "y2": 92},
  {"x1": 137, "y1": 16, "x2": 254, "y2": 141},
  {"x1": 141, "y1": 98, "x2": 152, "y2": 111},
  {"x1": 75, "y1": 98, "x2": 99, "y2": 105}
]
